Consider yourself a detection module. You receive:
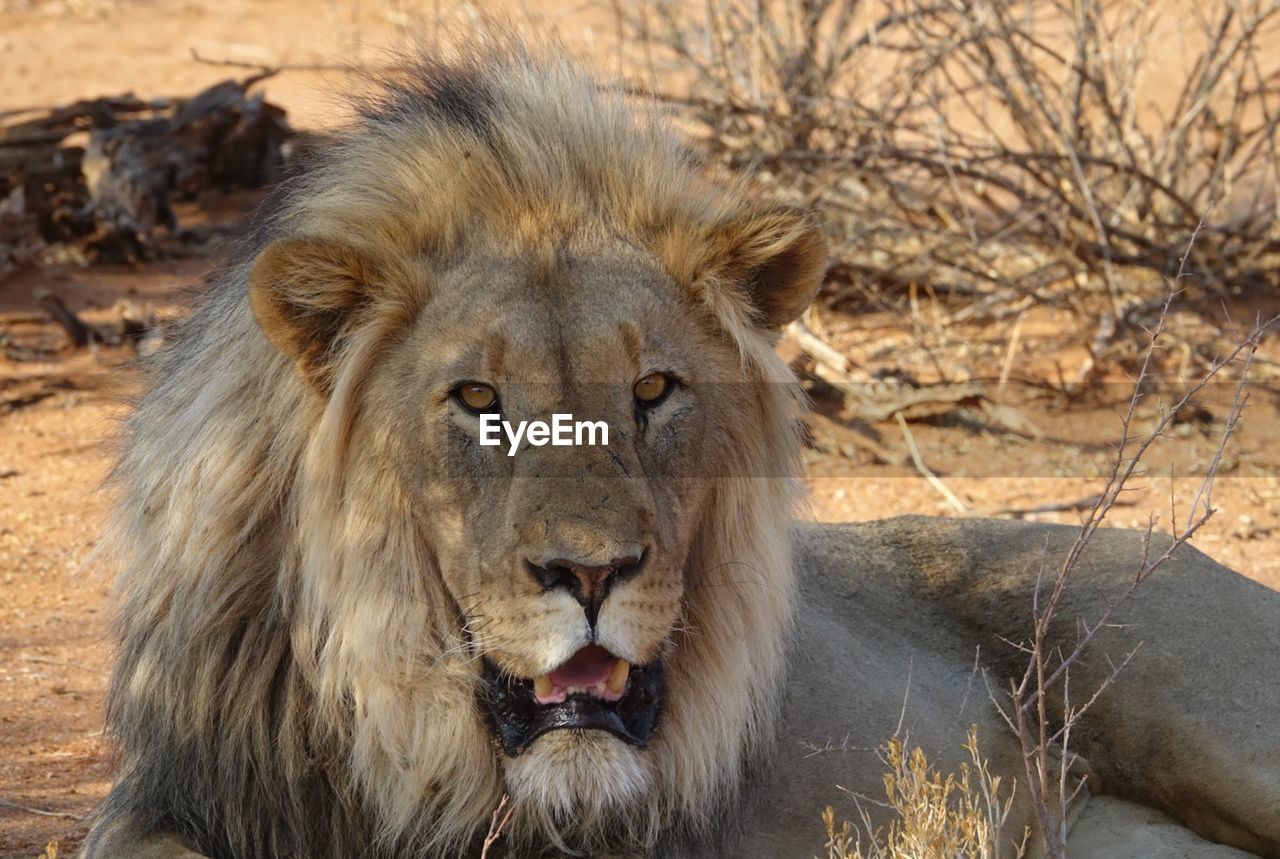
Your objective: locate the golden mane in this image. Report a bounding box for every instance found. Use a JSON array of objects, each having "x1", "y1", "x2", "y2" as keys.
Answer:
[{"x1": 95, "y1": 40, "x2": 814, "y2": 856}]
